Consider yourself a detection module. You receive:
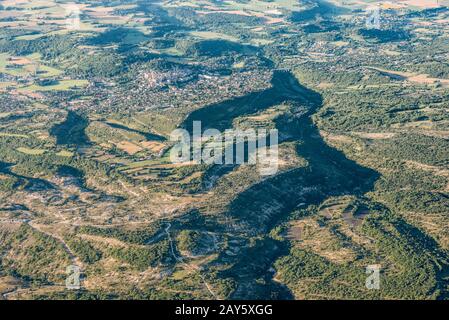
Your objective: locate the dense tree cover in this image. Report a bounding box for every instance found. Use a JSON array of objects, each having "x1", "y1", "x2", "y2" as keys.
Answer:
[
  {"x1": 68, "y1": 225, "x2": 173, "y2": 271},
  {"x1": 176, "y1": 230, "x2": 216, "y2": 256},
  {"x1": 67, "y1": 51, "x2": 126, "y2": 78},
  {"x1": 275, "y1": 209, "x2": 448, "y2": 299},
  {"x1": 0, "y1": 224, "x2": 71, "y2": 285},
  {"x1": 409, "y1": 62, "x2": 449, "y2": 79},
  {"x1": 108, "y1": 240, "x2": 172, "y2": 271},
  {"x1": 0, "y1": 35, "x2": 78, "y2": 59},
  {"x1": 65, "y1": 237, "x2": 102, "y2": 264},
  {"x1": 374, "y1": 162, "x2": 447, "y2": 192},
  {"x1": 314, "y1": 87, "x2": 449, "y2": 132},
  {"x1": 405, "y1": 7, "x2": 449, "y2": 18},
  {"x1": 369, "y1": 134, "x2": 449, "y2": 167},
  {"x1": 0, "y1": 28, "x2": 39, "y2": 40},
  {"x1": 32, "y1": 290, "x2": 119, "y2": 300},
  {"x1": 170, "y1": 6, "x2": 264, "y2": 26},
  {"x1": 175, "y1": 39, "x2": 259, "y2": 58},
  {"x1": 379, "y1": 190, "x2": 449, "y2": 215},
  {"x1": 86, "y1": 27, "x2": 149, "y2": 46},
  {"x1": 358, "y1": 28, "x2": 410, "y2": 43}
]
